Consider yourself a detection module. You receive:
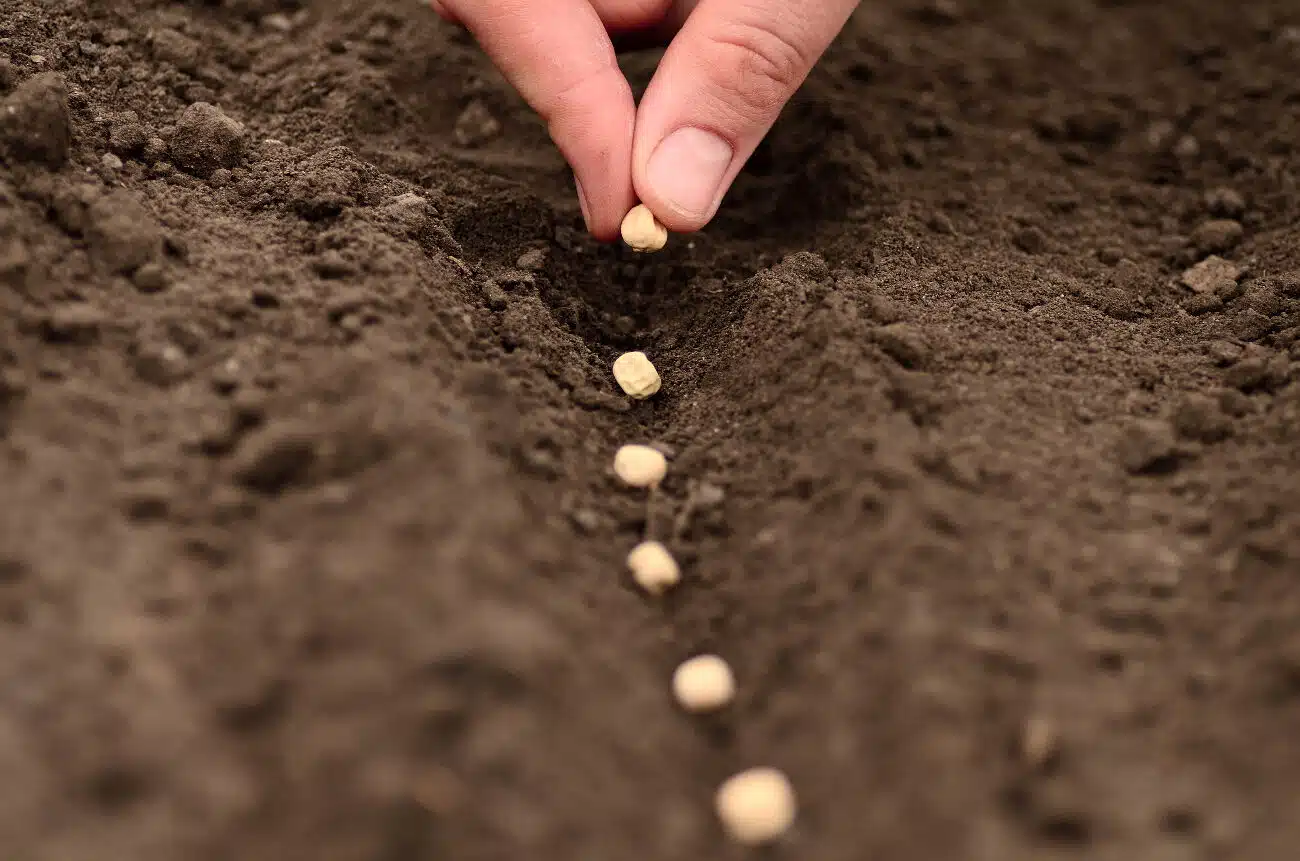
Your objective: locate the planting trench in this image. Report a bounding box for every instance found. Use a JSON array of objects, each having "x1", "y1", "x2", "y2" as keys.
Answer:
[{"x1": 1, "y1": 0, "x2": 1299, "y2": 858}]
